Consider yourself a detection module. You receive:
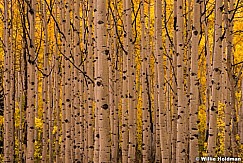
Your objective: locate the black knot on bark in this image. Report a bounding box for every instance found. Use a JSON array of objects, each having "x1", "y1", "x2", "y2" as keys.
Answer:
[
  {"x1": 97, "y1": 81, "x2": 101, "y2": 86},
  {"x1": 101, "y1": 104, "x2": 109, "y2": 110},
  {"x1": 105, "y1": 50, "x2": 109, "y2": 55},
  {"x1": 193, "y1": 30, "x2": 198, "y2": 36},
  {"x1": 98, "y1": 20, "x2": 104, "y2": 24}
]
